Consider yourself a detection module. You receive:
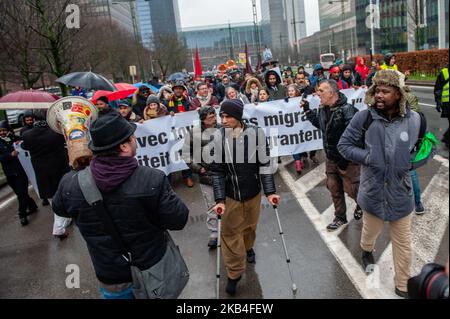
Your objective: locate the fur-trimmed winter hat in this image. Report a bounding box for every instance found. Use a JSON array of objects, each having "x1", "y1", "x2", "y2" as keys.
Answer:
[{"x1": 364, "y1": 69, "x2": 408, "y2": 117}]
